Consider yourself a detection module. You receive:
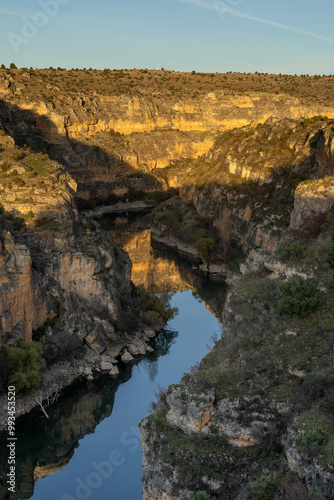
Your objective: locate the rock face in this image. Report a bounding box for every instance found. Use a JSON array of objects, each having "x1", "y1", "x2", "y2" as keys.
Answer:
[
  {"x1": 165, "y1": 385, "x2": 215, "y2": 435},
  {"x1": 2, "y1": 80, "x2": 334, "y2": 206},
  {"x1": 0, "y1": 127, "x2": 161, "y2": 430},
  {"x1": 14, "y1": 91, "x2": 334, "y2": 139},
  {"x1": 156, "y1": 118, "x2": 334, "y2": 256},
  {"x1": 290, "y1": 177, "x2": 334, "y2": 229}
]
